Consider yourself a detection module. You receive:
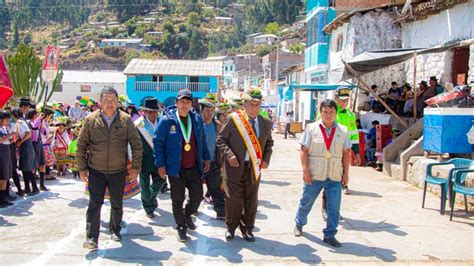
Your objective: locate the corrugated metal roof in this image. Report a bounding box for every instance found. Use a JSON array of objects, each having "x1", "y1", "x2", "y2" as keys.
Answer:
[
  {"x1": 62, "y1": 71, "x2": 127, "y2": 84},
  {"x1": 123, "y1": 59, "x2": 223, "y2": 77}
]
